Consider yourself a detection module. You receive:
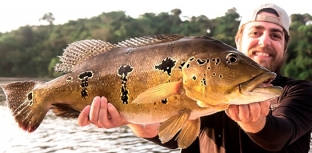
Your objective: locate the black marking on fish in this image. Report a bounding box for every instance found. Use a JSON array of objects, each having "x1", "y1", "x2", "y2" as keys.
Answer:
[
  {"x1": 201, "y1": 78, "x2": 207, "y2": 86},
  {"x1": 27, "y1": 92, "x2": 33, "y2": 100},
  {"x1": 161, "y1": 98, "x2": 168, "y2": 104},
  {"x1": 189, "y1": 57, "x2": 195, "y2": 61},
  {"x1": 207, "y1": 67, "x2": 211, "y2": 70},
  {"x1": 81, "y1": 88, "x2": 88, "y2": 98},
  {"x1": 155, "y1": 57, "x2": 176, "y2": 76},
  {"x1": 81, "y1": 80, "x2": 88, "y2": 88},
  {"x1": 212, "y1": 72, "x2": 216, "y2": 76},
  {"x1": 219, "y1": 74, "x2": 223, "y2": 78},
  {"x1": 27, "y1": 92, "x2": 33, "y2": 106},
  {"x1": 118, "y1": 65, "x2": 133, "y2": 104},
  {"x1": 215, "y1": 58, "x2": 220, "y2": 65},
  {"x1": 79, "y1": 71, "x2": 93, "y2": 80},
  {"x1": 66, "y1": 76, "x2": 73, "y2": 81},
  {"x1": 192, "y1": 76, "x2": 197, "y2": 80},
  {"x1": 179, "y1": 61, "x2": 186, "y2": 70},
  {"x1": 207, "y1": 59, "x2": 210, "y2": 63},
  {"x1": 196, "y1": 58, "x2": 206, "y2": 65},
  {"x1": 29, "y1": 100, "x2": 33, "y2": 106},
  {"x1": 186, "y1": 64, "x2": 190, "y2": 68},
  {"x1": 78, "y1": 71, "x2": 93, "y2": 99},
  {"x1": 121, "y1": 84, "x2": 129, "y2": 104},
  {"x1": 126, "y1": 48, "x2": 132, "y2": 55},
  {"x1": 118, "y1": 65, "x2": 134, "y2": 78}
]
